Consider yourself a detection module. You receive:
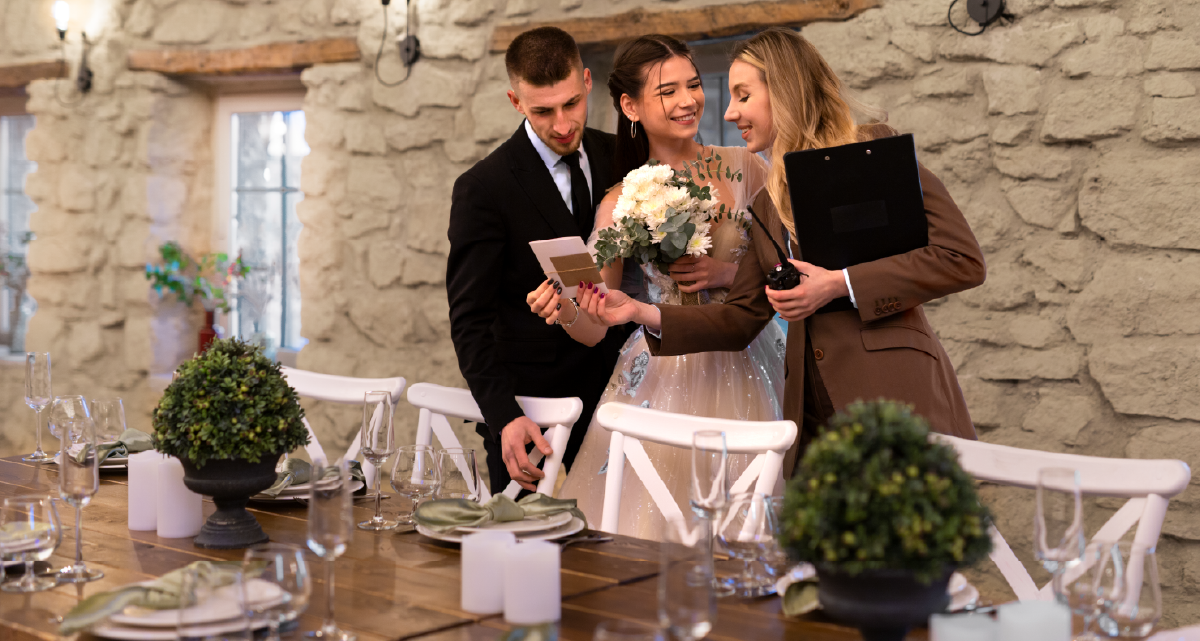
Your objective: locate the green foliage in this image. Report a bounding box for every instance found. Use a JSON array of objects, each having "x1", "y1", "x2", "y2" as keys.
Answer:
[
  {"x1": 144, "y1": 241, "x2": 251, "y2": 313},
  {"x1": 780, "y1": 399, "x2": 993, "y2": 583},
  {"x1": 151, "y1": 338, "x2": 309, "y2": 468}
]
